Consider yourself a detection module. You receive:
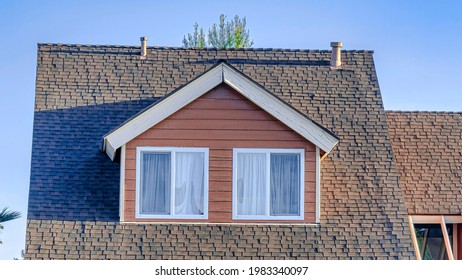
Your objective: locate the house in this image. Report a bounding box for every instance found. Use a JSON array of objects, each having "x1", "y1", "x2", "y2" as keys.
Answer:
[{"x1": 24, "y1": 39, "x2": 461, "y2": 259}]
